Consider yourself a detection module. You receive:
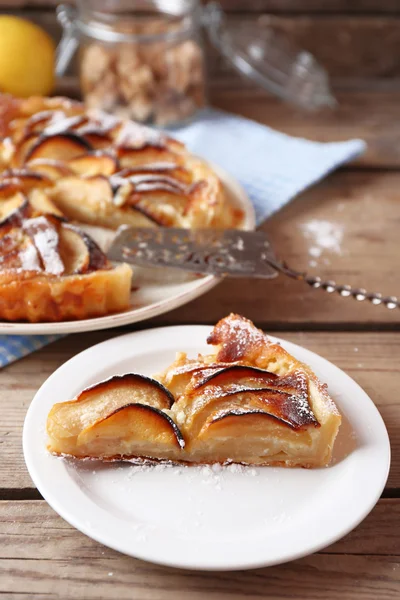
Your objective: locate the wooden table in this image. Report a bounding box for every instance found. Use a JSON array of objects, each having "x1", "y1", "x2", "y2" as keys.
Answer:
[{"x1": 1, "y1": 73, "x2": 400, "y2": 600}]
